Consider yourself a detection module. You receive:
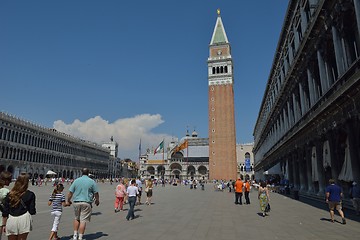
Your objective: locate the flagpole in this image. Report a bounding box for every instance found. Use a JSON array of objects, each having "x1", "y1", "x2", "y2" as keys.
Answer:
[
  {"x1": 162, "y1": 139, "x2": 164, "y2": 161},
  {"x1": 138, "y1": 138, "x2": 141, "y2": 162},
  {"x1": 187, "y1": 142, "x2": 189, "y2": 163}
]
